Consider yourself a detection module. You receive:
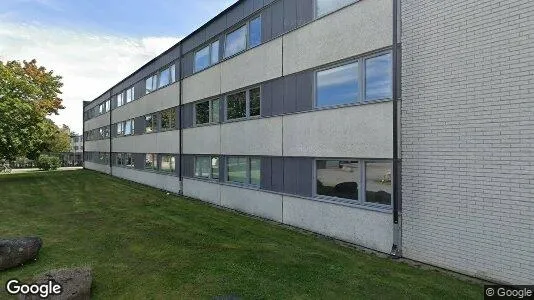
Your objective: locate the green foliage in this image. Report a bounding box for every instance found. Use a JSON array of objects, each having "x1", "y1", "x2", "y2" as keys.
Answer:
[
  {"x1": 36, "y1": 154, "x2": 60, "y2": 171},
  {"x1": 0, "y1": 59, "x2": 65, "y2": 160}
]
